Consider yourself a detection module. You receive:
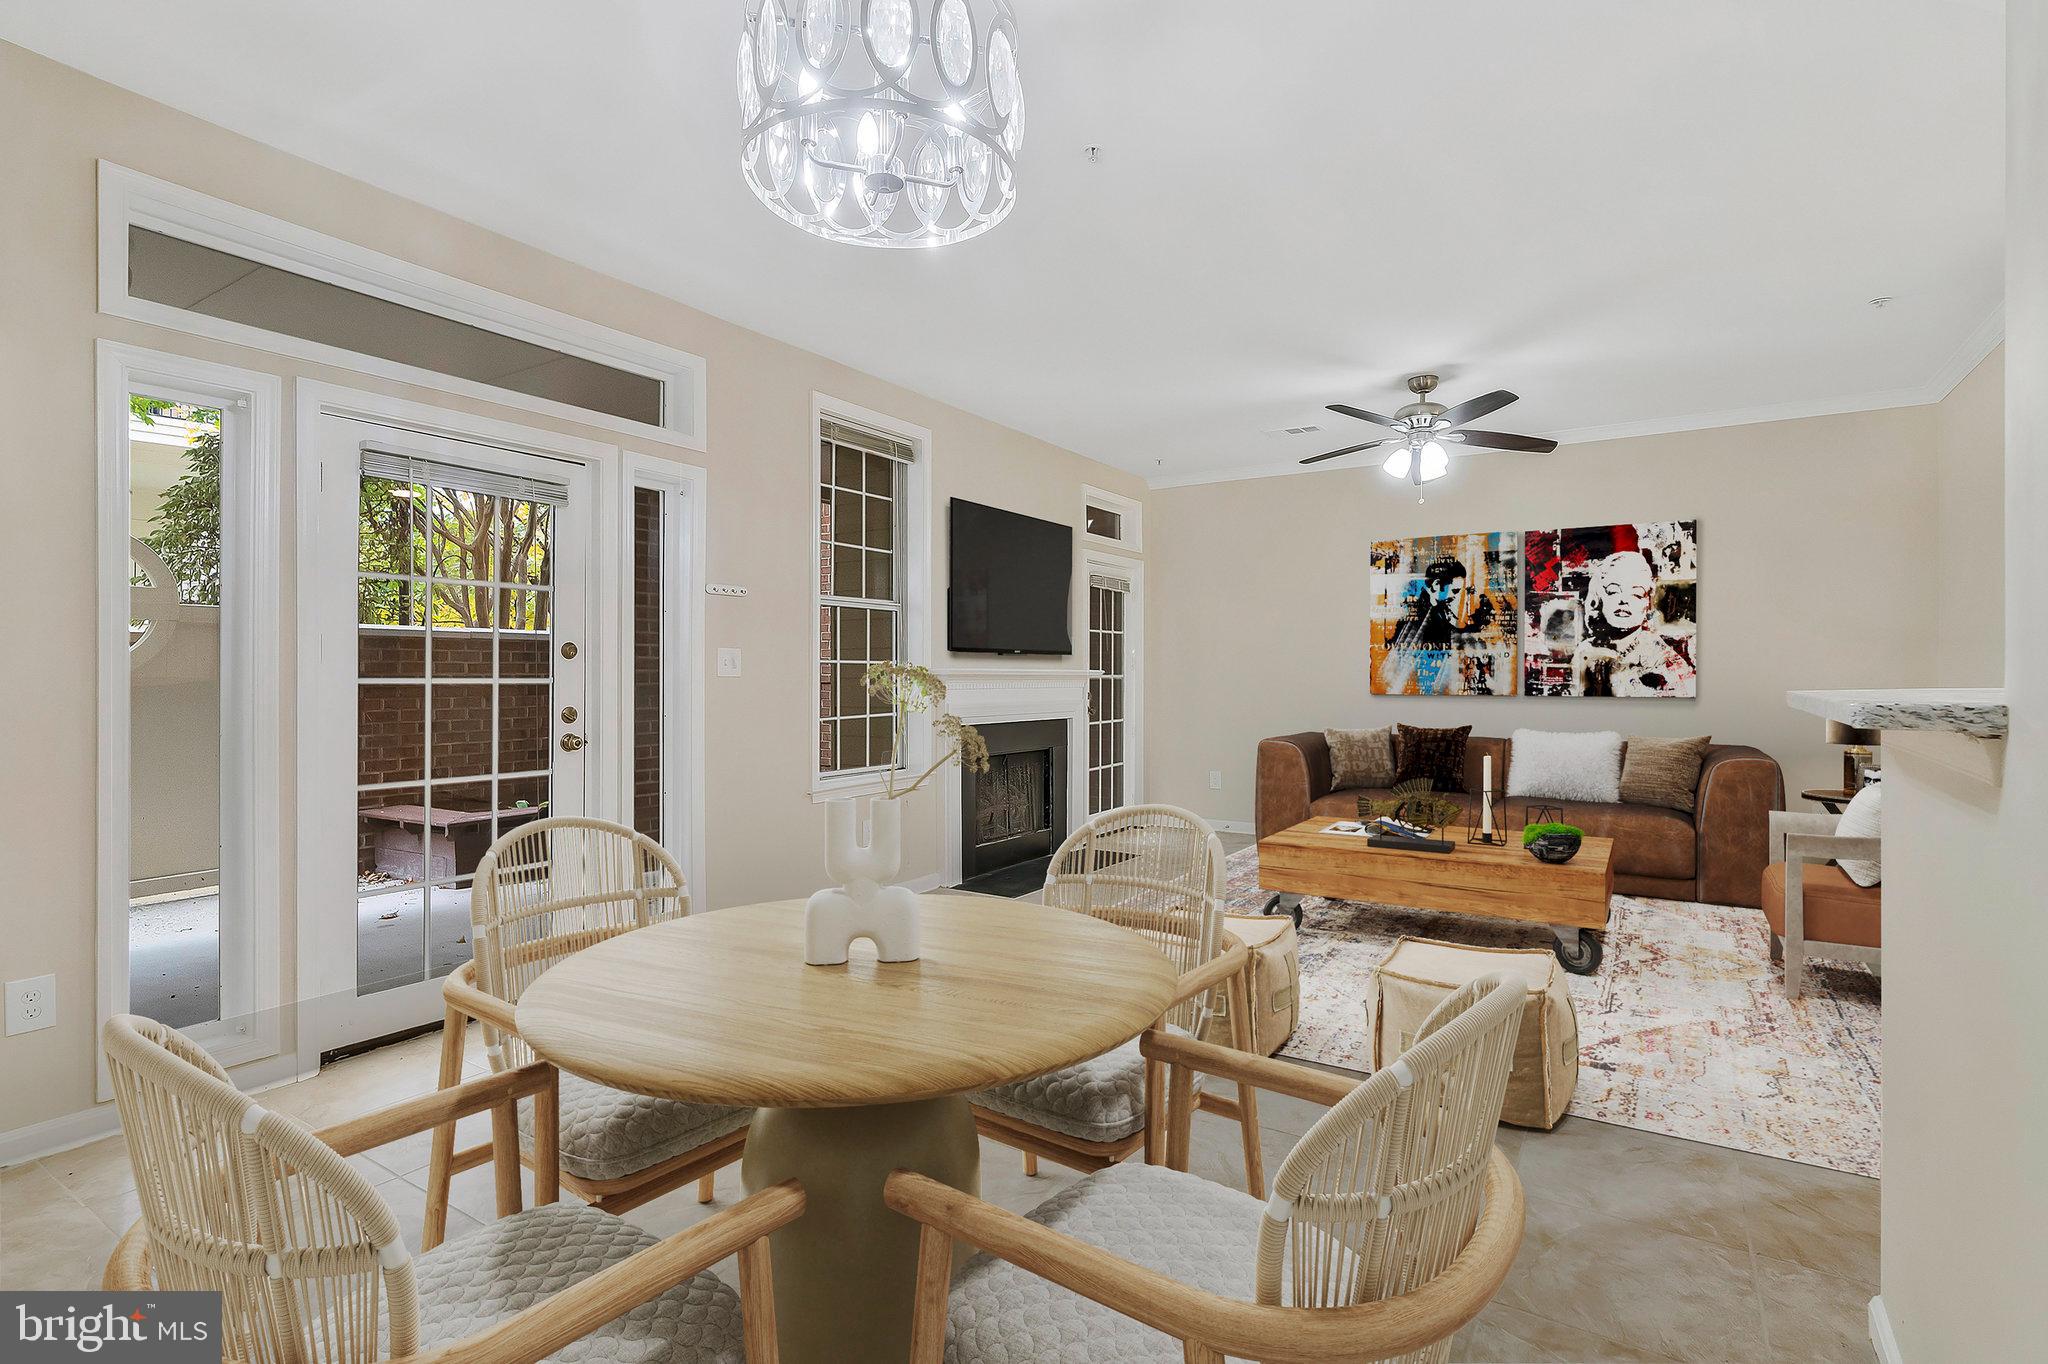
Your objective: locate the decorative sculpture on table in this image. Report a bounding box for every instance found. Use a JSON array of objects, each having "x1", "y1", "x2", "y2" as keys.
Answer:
[{"x1": 806, "y1": 663, "x2": 990, "y2": 966}]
